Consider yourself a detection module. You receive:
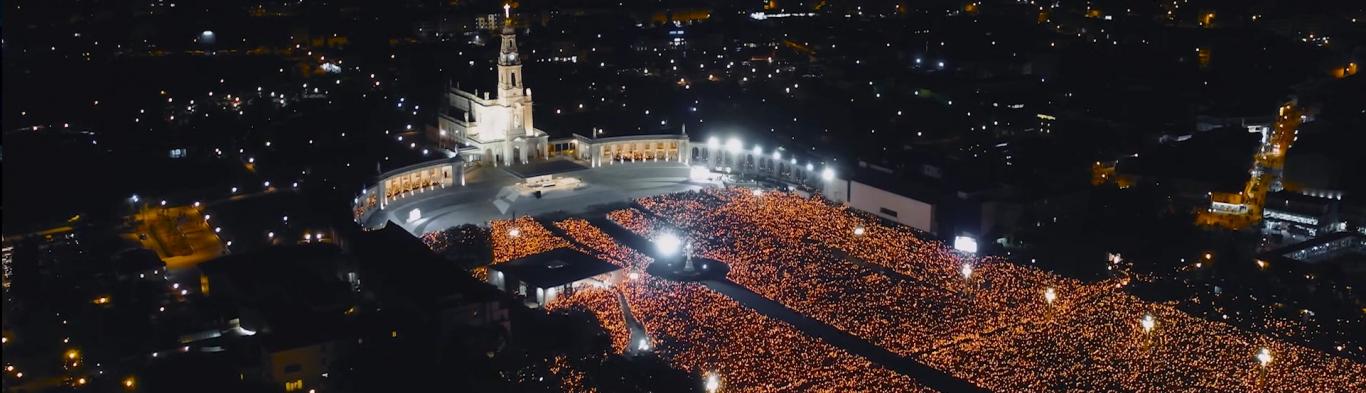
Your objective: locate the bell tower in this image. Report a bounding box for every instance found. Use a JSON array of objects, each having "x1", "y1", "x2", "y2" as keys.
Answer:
[{"x1": 496, "y1": 4, "x2": 523, "y2": 101}]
